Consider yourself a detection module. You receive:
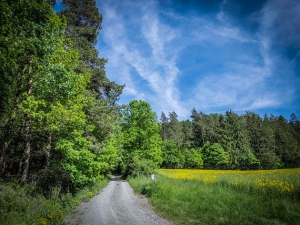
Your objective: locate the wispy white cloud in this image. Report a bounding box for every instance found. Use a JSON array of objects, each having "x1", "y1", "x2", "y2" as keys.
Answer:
[
  {"x1": 187, "y1": 0, "x2": 299, "y2": 114},
  {"x1": 97, "y1": 0, "x2": 300, "y2": 119},
  {"x1": 190, "y1": 63, "x2": 272, "y2": 112},
  {"x1": 98, "y1": 0, "x2": 188, "y2": 117},
  {"x1": 249, "y1": 0, "x2": 300, "y2": 110}
]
